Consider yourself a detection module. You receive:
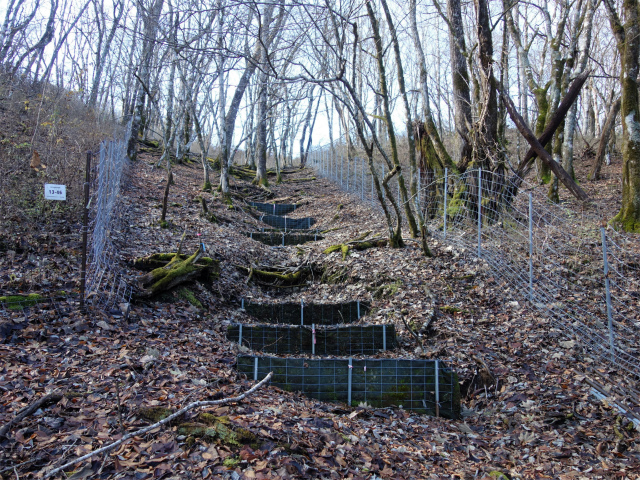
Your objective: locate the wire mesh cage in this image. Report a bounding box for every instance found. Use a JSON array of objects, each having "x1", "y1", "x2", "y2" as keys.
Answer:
[
  {"x1": 243, "y1": 232, "x2": 324, "y2": 246},
  {"x1": 248, "y1": 202, "x2": 299, "y2": 216},
  {"x1": 259, "y1": 214, "x2": 316, "y2": 230},
  {"x1": 243, "y1": 300, "x2": 370, "y2": 325},
  {"x1": 84, "y1": 138, "x2": 134, "y2": 311},
  {"x1": 237, "y1": 355, "x2": 460, "y2": 418},
  {"x1": 227, "y1": 323, "x2": 396, "y2": 355}
]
